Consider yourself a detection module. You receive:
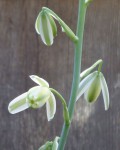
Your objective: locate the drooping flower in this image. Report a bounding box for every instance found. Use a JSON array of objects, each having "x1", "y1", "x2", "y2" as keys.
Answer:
[
  {"x1": 8, "y1": 75, "x2": 56, "y2": 121},
  {"x1": 35, "y1": 10, "x2": 57, "y2": 46},
  {"x1": 39, "y1": 136, "x2": 59, "y2": 150},
  {"x1": 77, "y1": 71, "x2": 109, "y2": 110},
  {"x1": 35, "y1": 7, "x2": 78, "y2": 46}
]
